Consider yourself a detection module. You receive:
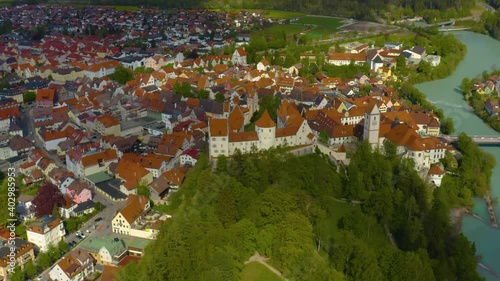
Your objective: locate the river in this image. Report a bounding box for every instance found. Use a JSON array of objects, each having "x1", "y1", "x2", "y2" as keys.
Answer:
[{"x1": 415, "y1": 31, "x2": 500, "y2": 281}]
